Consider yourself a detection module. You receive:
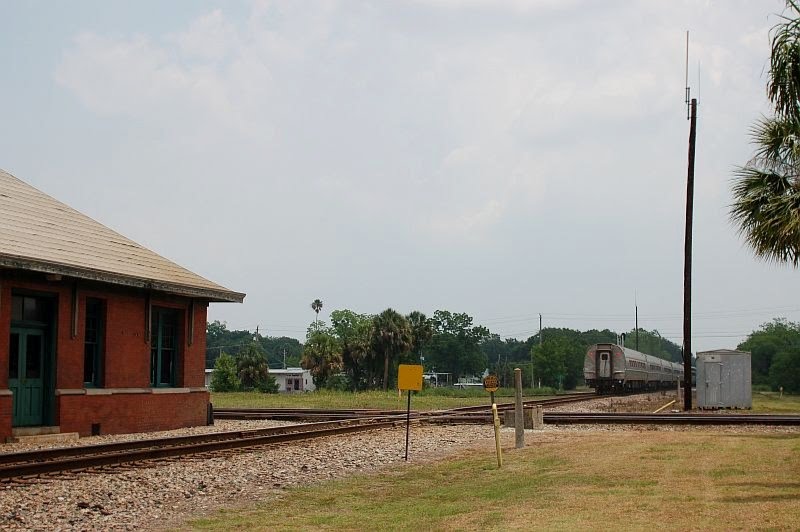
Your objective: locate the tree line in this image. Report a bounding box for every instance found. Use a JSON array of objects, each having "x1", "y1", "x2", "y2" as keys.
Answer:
[
  {"x1": 301, "y1": 308, "x2": 490, "y2": 391},
  {"x1": 206, "y1": 313, "x2": 800, "y2": 393},
  {"x1": 738, "y1": 319, "x2": 800, "y2": 392},
  {"x1": 228, "y1": 302, "x2": 686, "y2": 391},
  {"x1": 206, "y1": 320, "x2": 303, "y2": 369}
]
